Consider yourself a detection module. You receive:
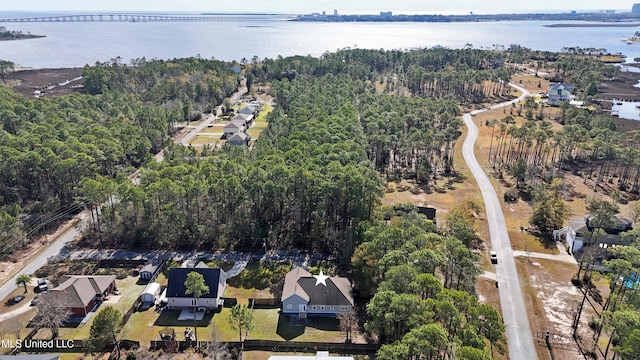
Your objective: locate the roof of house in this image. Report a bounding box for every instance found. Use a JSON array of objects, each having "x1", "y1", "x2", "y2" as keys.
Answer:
[
  {"x1": 282, "y1": 267, "x2": 354, "y2": 306},
  {"x1": 233, "y1": 113, "x2": 252, "y2": 121},
  {"x1": 569, "y1": 218, "x2": 588, "y2": 233},
  {"x1": 0, "y1": 355, "x2": 61, "y2": 360},
  {"x1": 224, "y1": 119, "x2": 246, "y2": 131},
  {"x1": 142, "y1": 282, "x2": 161, "y2": 296},
  {"x1": 140, "y1": 262, "x2": 159, "y2": 274},
  {"x1": 166, "y1": 267, "x2": 226, "y2": 298},
  {"x1": 52, "y1": 275, "x2": 116, "y2": 308},
  {"x1": 228, "y1": 132, "x2": 249, "y2": 143},
  {"x1": 548, "y1": 83, "x2": 573, "y2": 95},
  {"x1": 239, "y1": 105, "x2": 258, "y2": 115},
  {"x1": 194, "y1": 261, "x2": 210, "y2": 268},
  {"x1": 268, "y1": 352, "x2": 353, "y2": 360}
]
